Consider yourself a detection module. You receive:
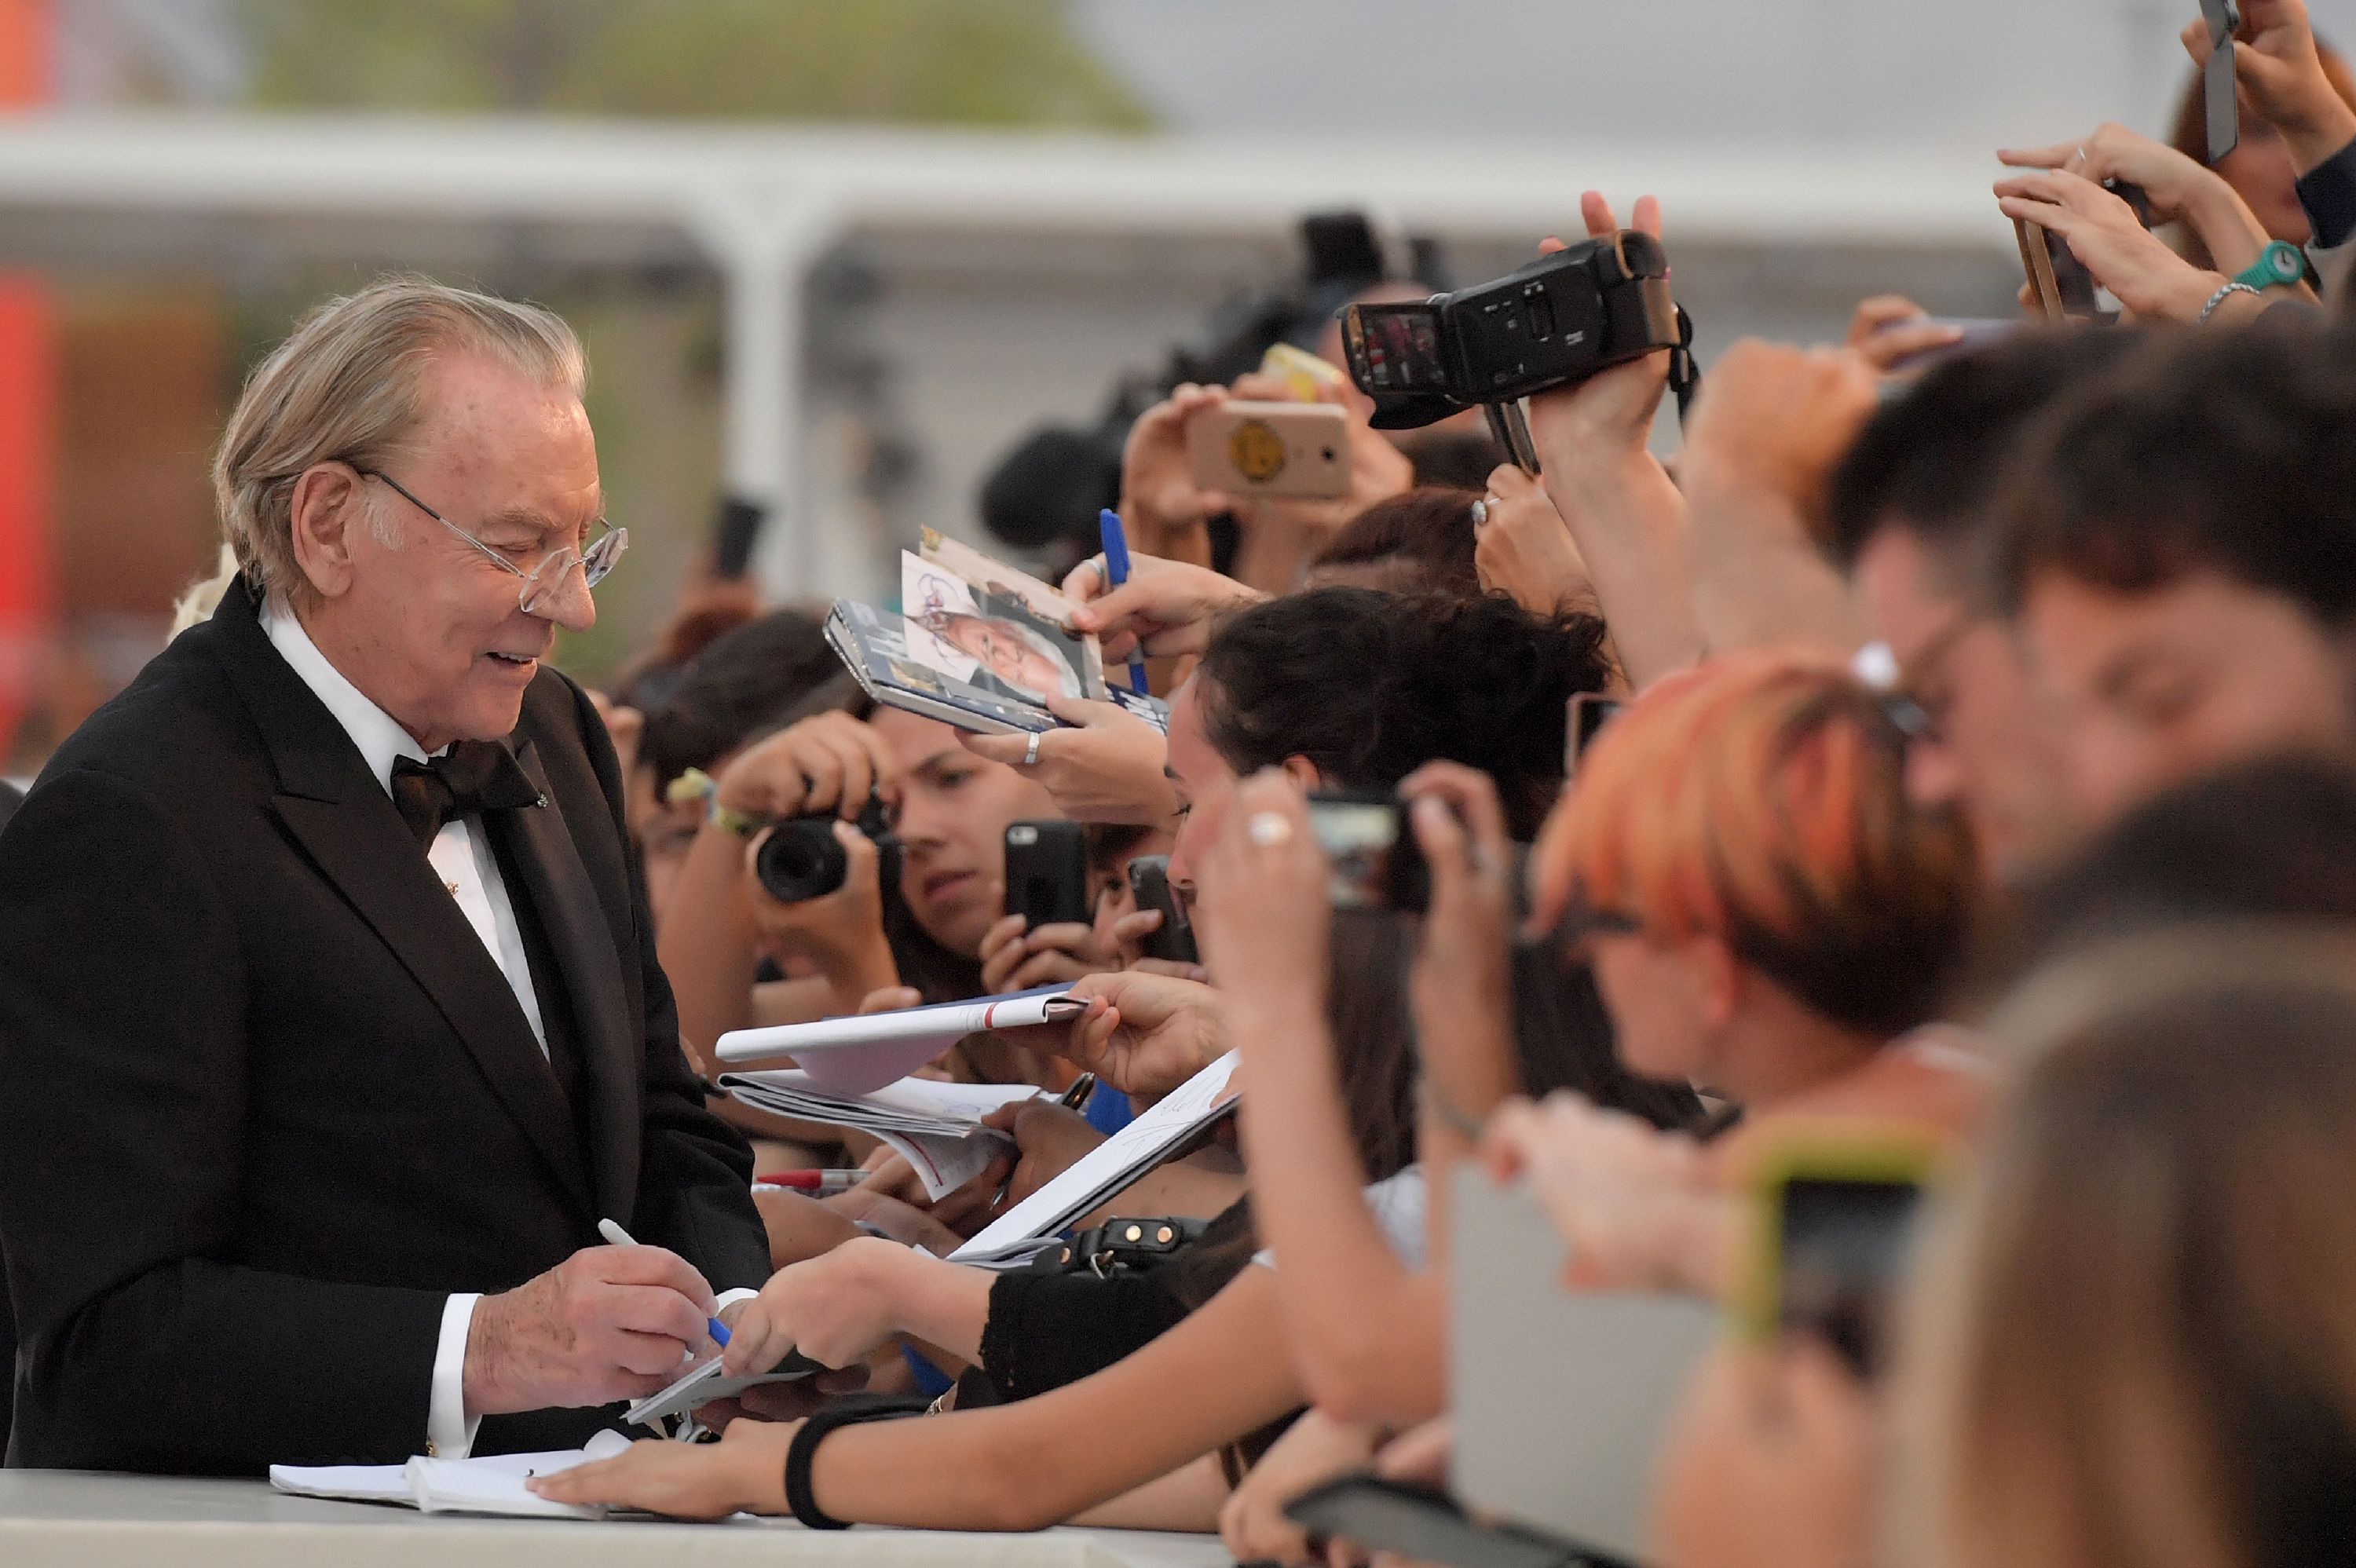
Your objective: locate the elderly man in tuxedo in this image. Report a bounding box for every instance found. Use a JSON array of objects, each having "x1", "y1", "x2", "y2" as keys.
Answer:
[{"x1": 0, "y1": 279, "x2": 772, "y2": 1472}]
